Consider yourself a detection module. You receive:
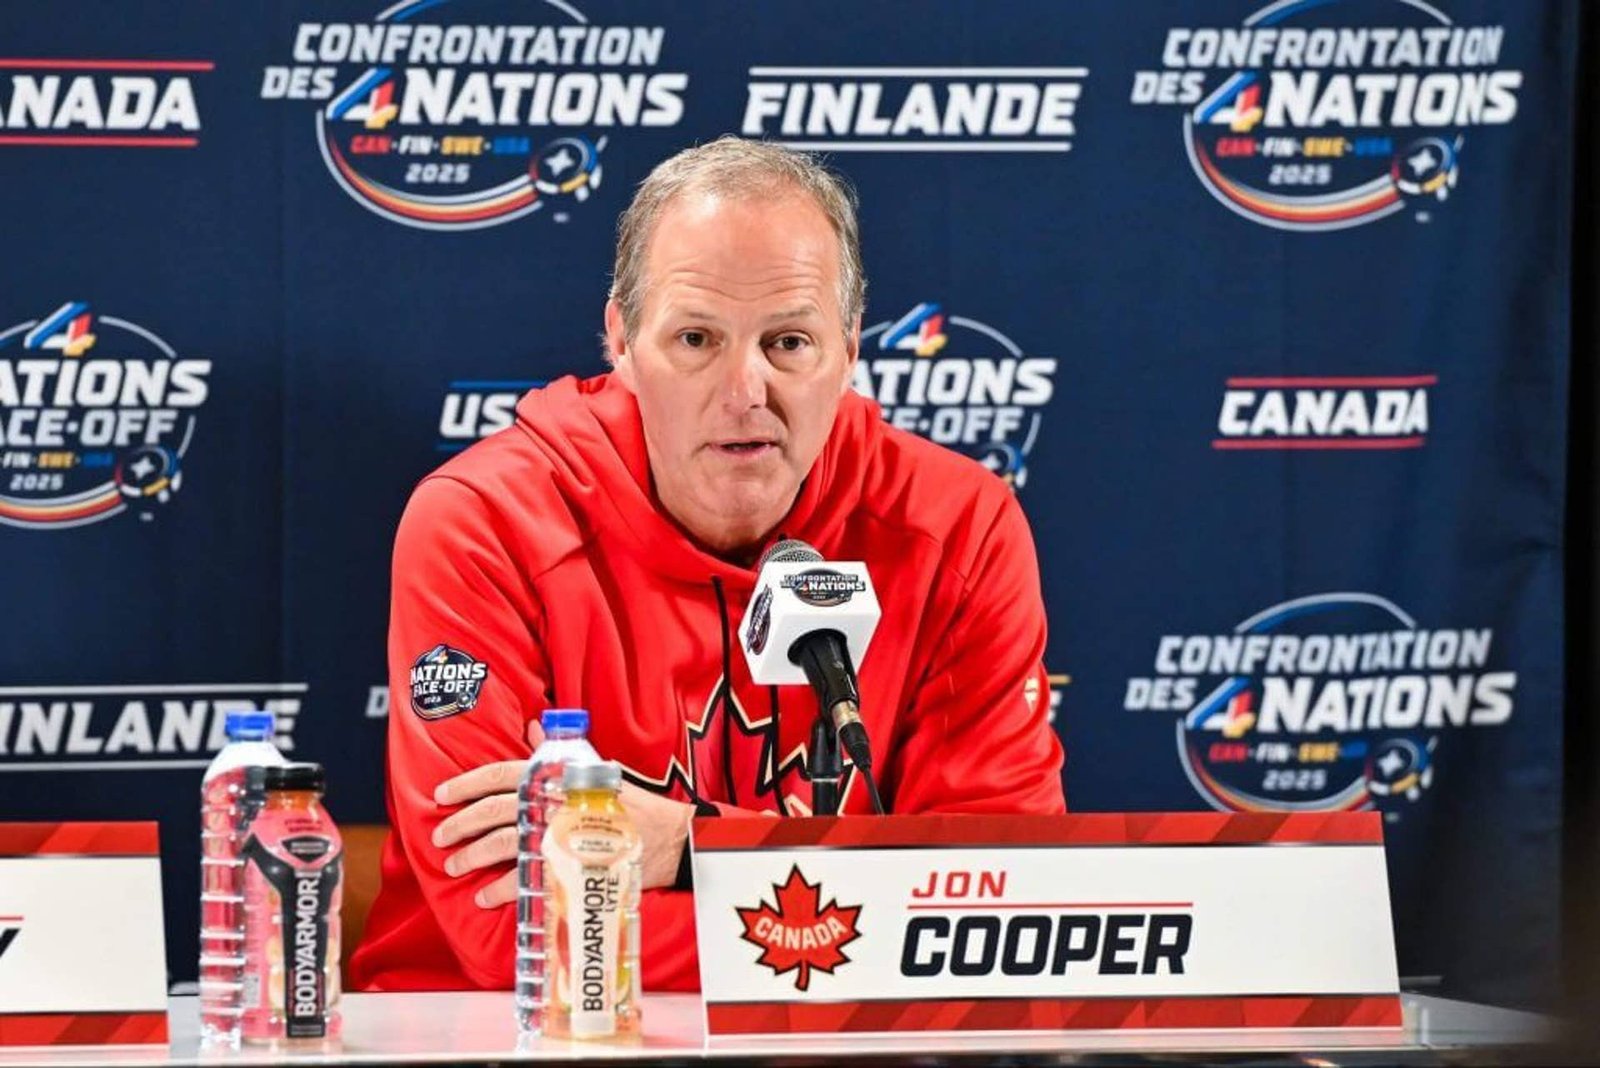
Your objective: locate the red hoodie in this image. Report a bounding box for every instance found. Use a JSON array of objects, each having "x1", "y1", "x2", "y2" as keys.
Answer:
[{"x1": 348, "y1": 373, "x2": 1065, "y2": 992}]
